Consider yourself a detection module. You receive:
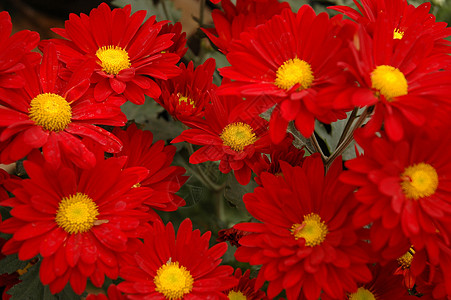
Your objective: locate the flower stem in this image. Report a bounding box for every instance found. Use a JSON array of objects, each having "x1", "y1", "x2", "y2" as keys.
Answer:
[{"x1": 325, "y1": 107, "x2": 370, "y2": 169}]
